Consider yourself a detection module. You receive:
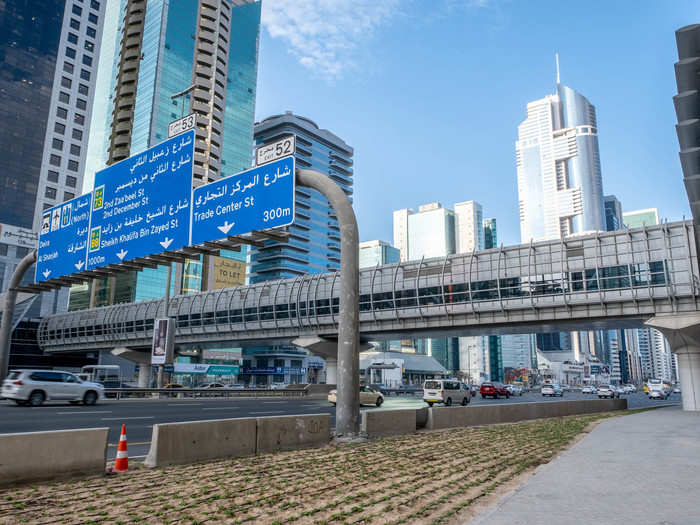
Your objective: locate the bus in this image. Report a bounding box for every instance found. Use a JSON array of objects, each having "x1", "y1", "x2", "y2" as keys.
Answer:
[{"x1": 79, "y1": 365, "x2": 122, "y2": 389}]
